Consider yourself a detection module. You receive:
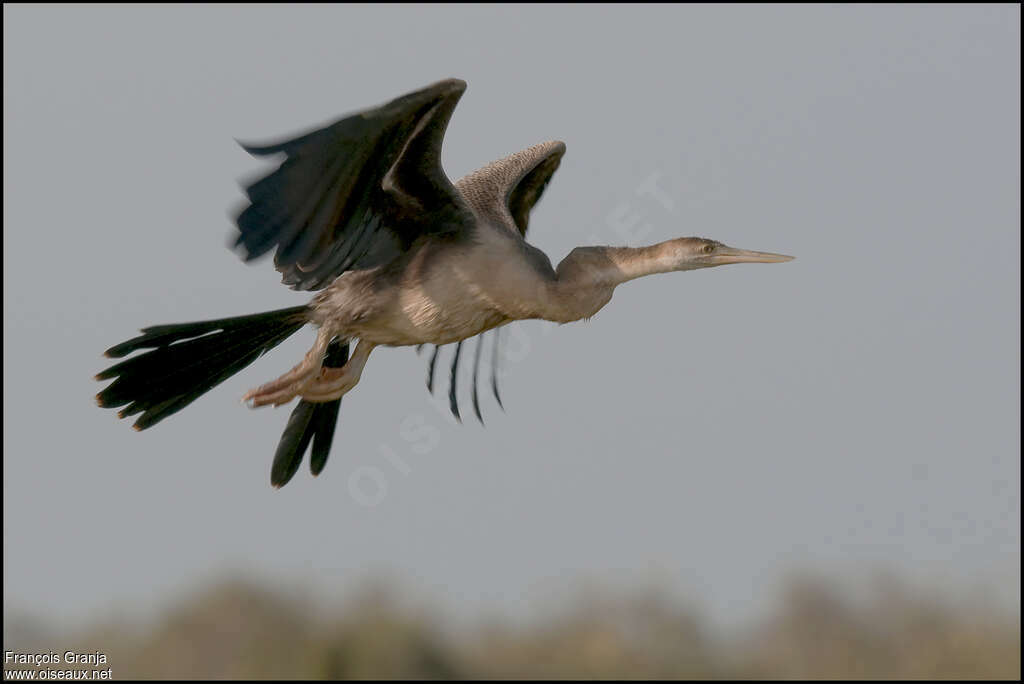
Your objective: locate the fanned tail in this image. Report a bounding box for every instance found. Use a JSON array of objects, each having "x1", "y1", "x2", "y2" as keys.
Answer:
[{"x1": 96, "y1": 306, "x2": 308, "y2": 431}]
